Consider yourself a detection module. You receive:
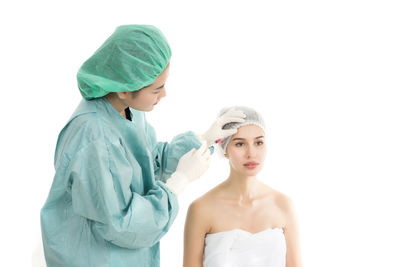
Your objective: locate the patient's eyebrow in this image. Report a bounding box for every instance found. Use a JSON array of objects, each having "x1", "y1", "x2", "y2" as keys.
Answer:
[{"x1": 232, "y1": 136, "x2": 264, "y2": 141}]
